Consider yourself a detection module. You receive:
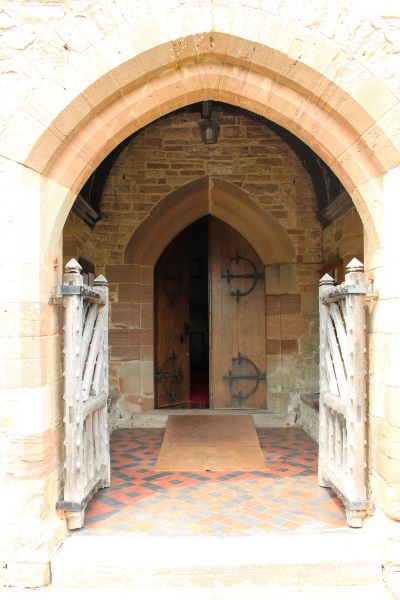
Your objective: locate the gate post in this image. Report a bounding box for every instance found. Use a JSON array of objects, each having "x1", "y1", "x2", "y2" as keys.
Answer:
[
  {"x1": 344, "y1": 258, "x2": 368, "y2": 526},
  {"x1": 62, "y1": 259, "x2": 85, "y2": 529}
]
